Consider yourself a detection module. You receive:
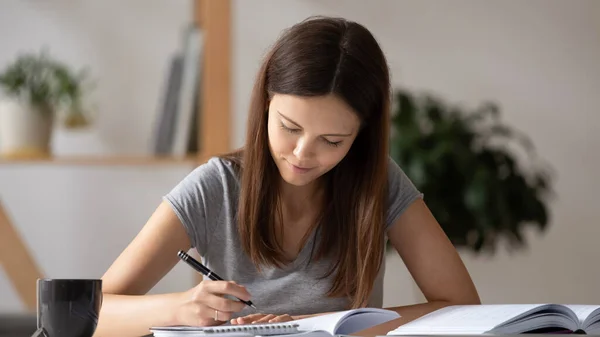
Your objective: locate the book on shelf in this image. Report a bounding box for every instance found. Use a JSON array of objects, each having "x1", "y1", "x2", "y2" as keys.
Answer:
[
  {"x1": 150, "y1": 307, "x2": 400, "y2": 337},
  {"x1": 386, "y1": 304, "x2": 600, "y2": 335},
  {"x1": 152, "y1": 53, "x2": 183, "y2": 156},
  {"x1": 152, "y1": 22, "x2": 203, "y2": 158}
]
